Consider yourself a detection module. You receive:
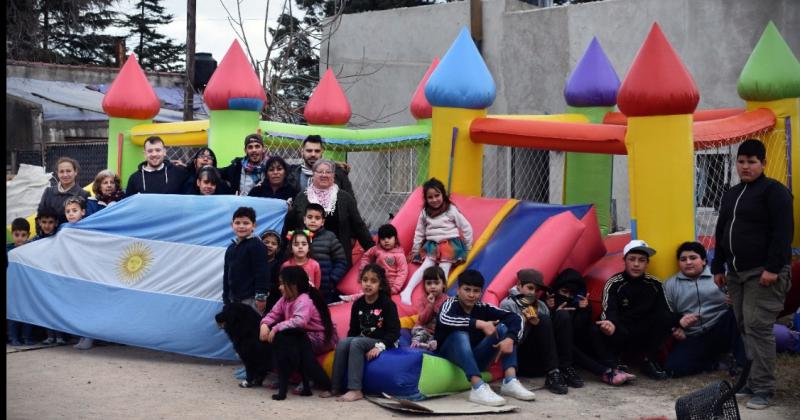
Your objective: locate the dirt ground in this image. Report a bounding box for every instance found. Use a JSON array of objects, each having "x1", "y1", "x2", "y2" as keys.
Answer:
[{"x1": 6, "y1": 343, "x2": 799, "y2": 420}]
